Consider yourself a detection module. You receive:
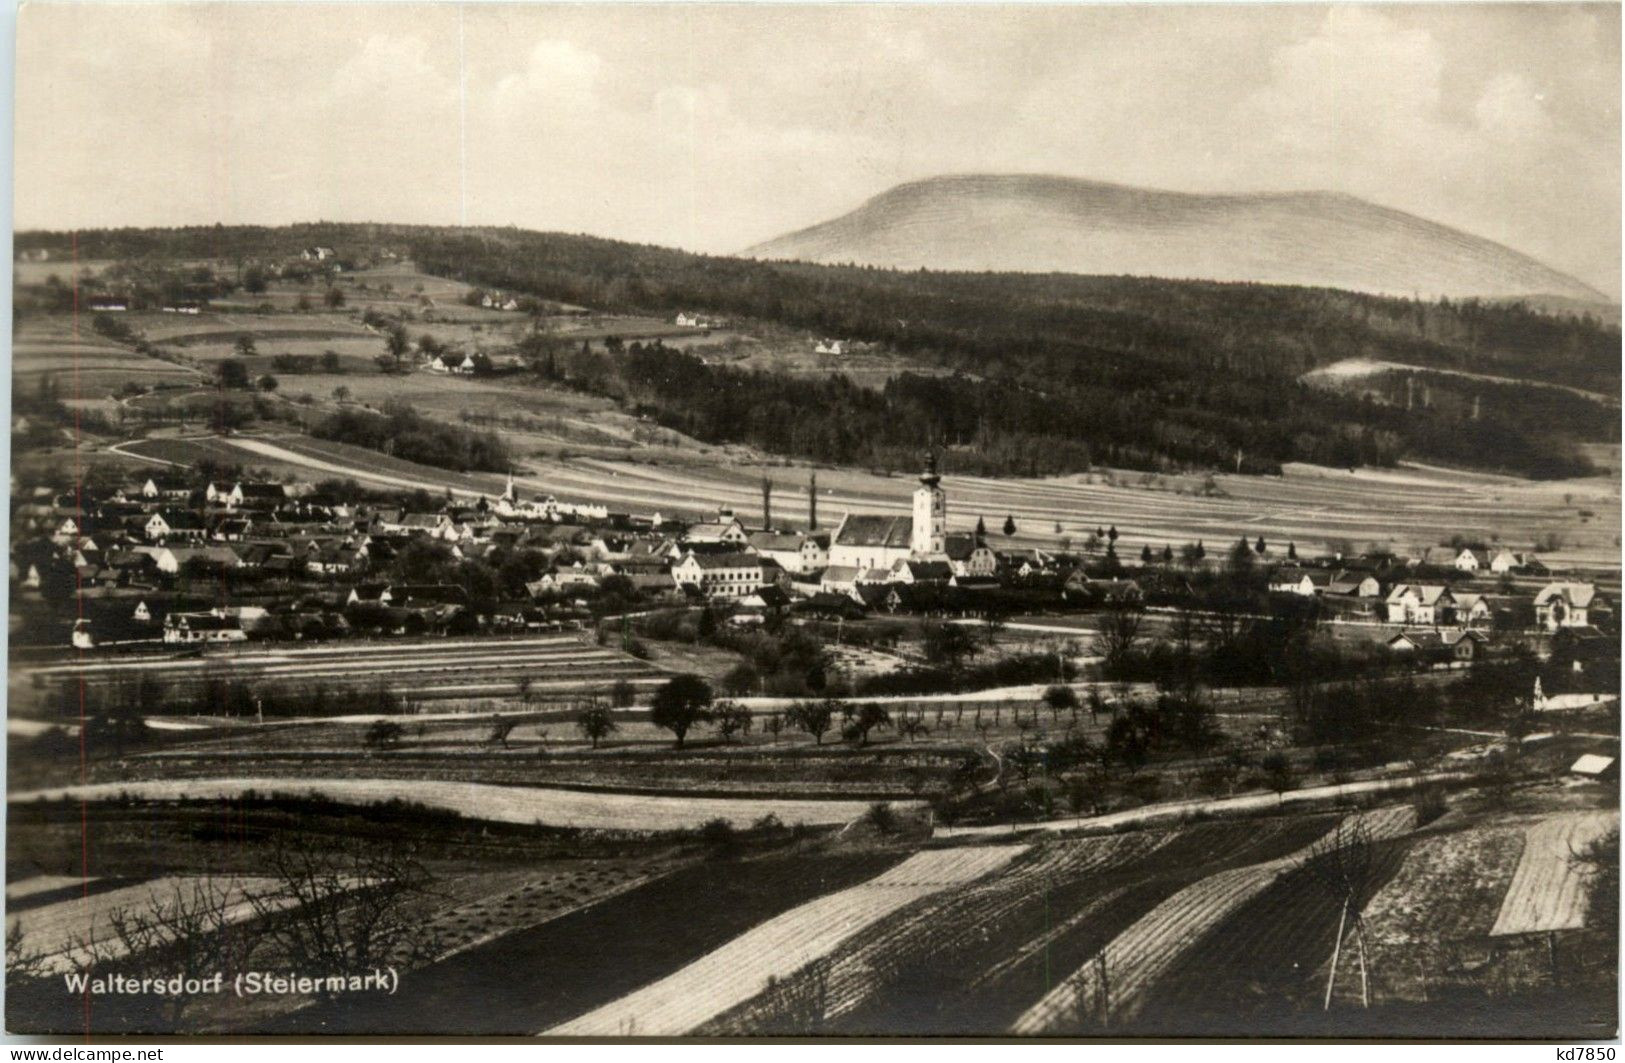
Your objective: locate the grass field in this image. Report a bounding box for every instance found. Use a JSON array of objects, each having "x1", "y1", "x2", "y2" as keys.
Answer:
[{"x1": 12, "y1": 777, "x2": 915, "y2": 832}]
